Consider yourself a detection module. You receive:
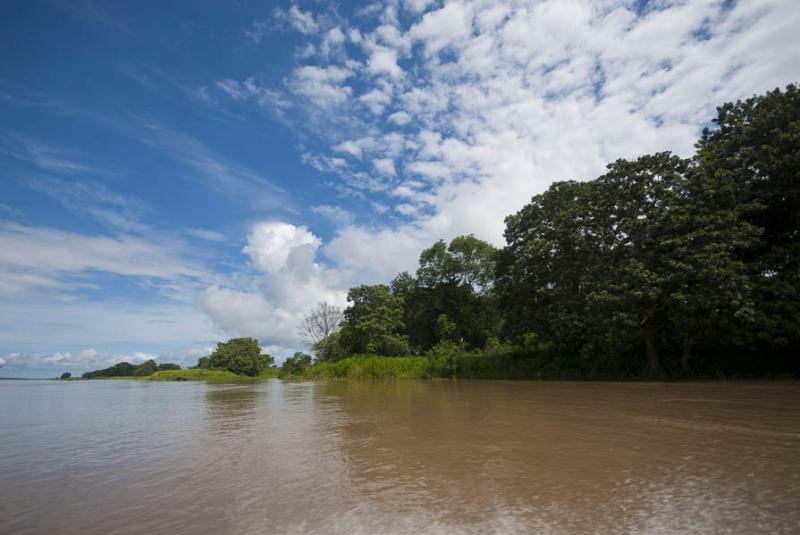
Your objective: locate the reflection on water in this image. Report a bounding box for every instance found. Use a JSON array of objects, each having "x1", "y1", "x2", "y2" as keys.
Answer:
[
  {"x1": 1, "y1": 379, "x2": 799, "y2": 534},
  {"x1": 204, "y1": 385, "x2": 262, "y2": 435}
]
